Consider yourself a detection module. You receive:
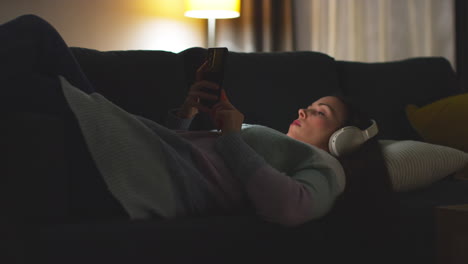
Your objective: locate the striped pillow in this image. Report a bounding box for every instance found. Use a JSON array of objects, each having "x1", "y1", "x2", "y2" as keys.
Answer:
[{"x1": 379, "y1": 140, "x2": 468, "y2": 192}]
